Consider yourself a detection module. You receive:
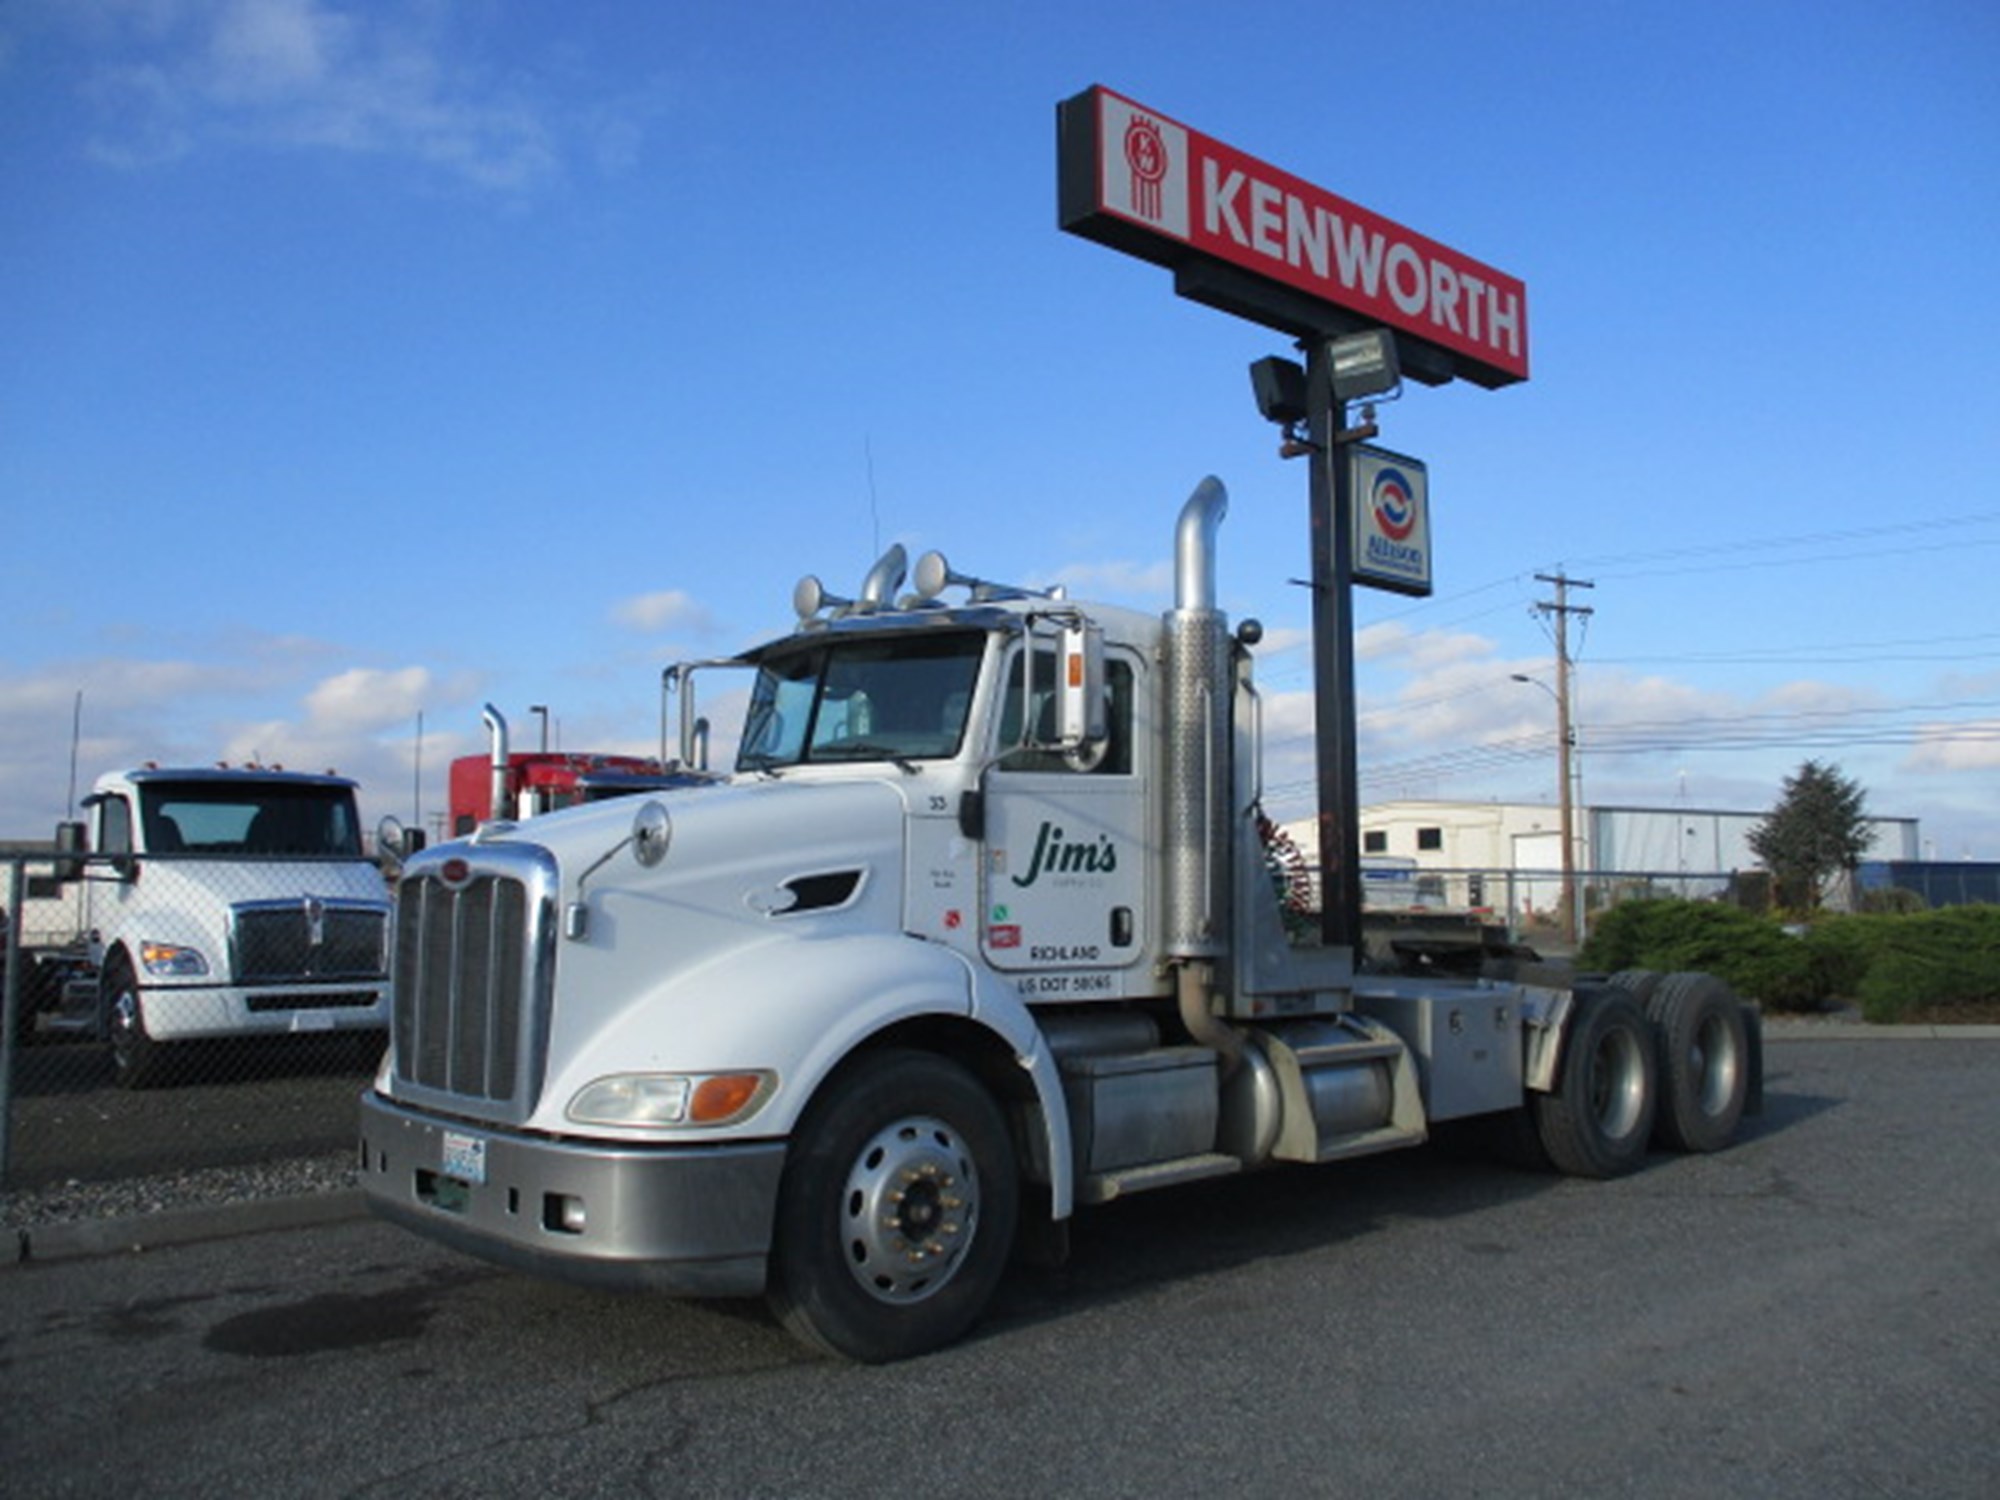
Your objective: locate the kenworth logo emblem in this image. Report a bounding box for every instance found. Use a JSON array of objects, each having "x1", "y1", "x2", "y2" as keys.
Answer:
[{"x1": 1123, "y1": 111, "x2": 1169, "y2": 222}]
